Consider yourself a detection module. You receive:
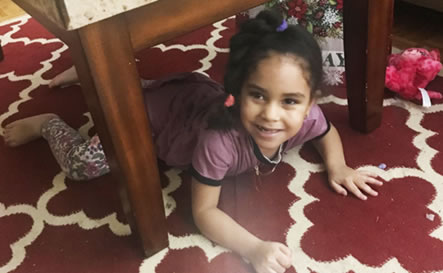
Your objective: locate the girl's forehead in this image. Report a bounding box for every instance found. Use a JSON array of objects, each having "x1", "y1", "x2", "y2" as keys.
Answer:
[
  {"x1": 262, "y1": 51, "x2": 305, "y2": 65},
  {"x1": 252, "y1": 54, "x2": 307, "y2": 80},
  {"x1": 244, "y1": 59, "x2": 311, "y2": 97},
  {"x1": 252, "y1": 53, "x2": 306, "y2": 78}
]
